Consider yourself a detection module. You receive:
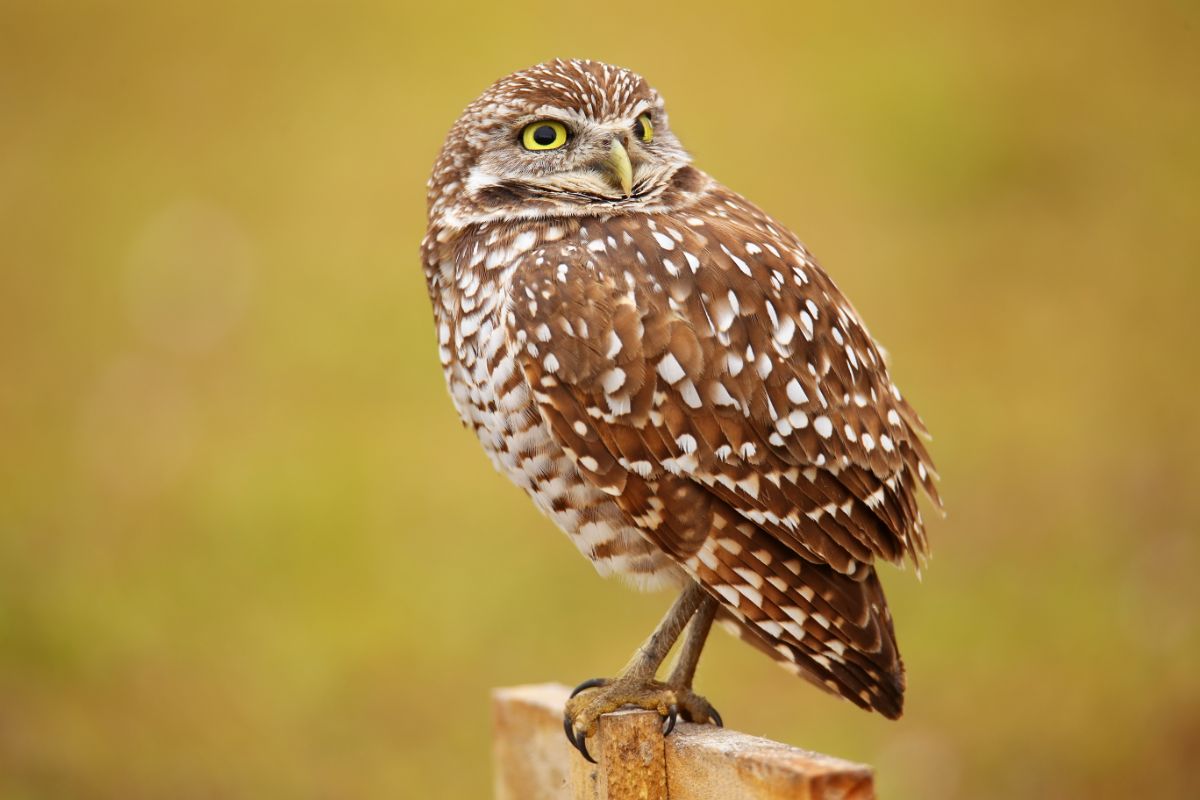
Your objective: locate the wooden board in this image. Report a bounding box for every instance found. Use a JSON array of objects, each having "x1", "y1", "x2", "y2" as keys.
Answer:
[{"x1": 493, "y1": 683, "x2": 875, "y2": 800}]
